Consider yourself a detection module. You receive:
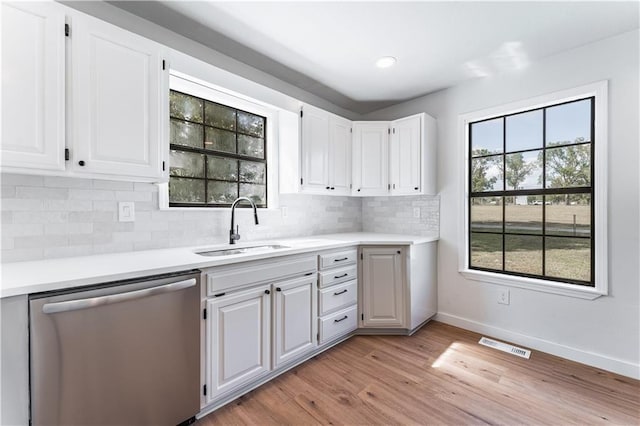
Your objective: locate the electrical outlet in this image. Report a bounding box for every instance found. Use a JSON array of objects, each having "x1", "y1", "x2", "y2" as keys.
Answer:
[
  {"x1": 118, "y1": 202, "x2": 135, "y2": 222},
  {"x1": 413, "y1": 207, "x2": 421, "y2": 218},
  {"x1": 281, "y1": 206, "x2": 288, "y2": 218},
  {"x1": 498, "y1": 288, "x2": 510, "y2": 305}
]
